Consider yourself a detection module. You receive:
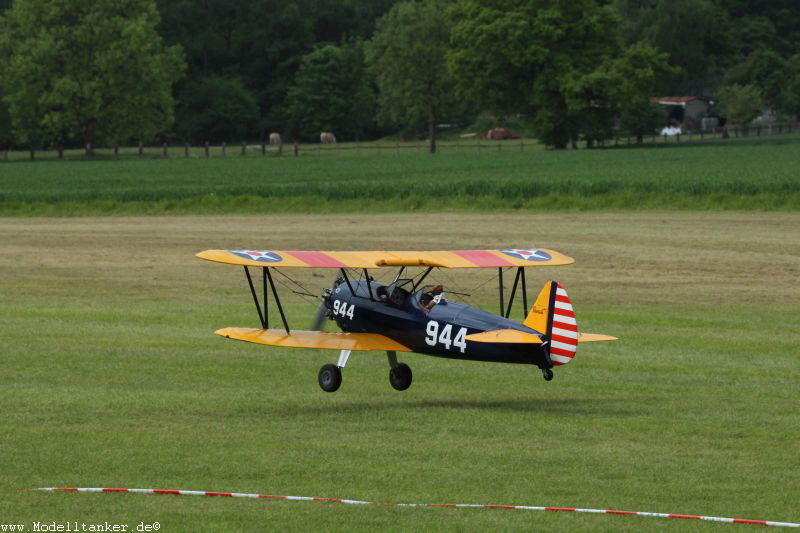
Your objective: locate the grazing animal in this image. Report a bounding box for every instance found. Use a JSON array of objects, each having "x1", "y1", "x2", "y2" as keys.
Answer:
[
  {"x1": 480, "y1": 127, "x2": 520, "y2": 140},
  {"x1": 320, "y1": 132, "x2": 337, "y2": 144},
  {"x1": 269, "y1": 133, "x2": 282, "y2": 145}
]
